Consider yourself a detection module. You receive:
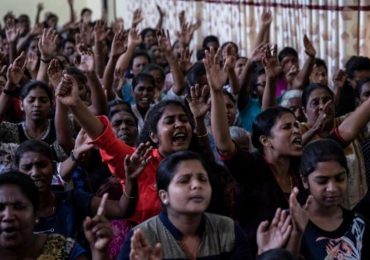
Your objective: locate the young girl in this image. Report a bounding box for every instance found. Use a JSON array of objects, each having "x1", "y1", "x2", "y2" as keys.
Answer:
[
  {"x1": 119, "y1": 151, "x2": 252, "y2": 260},
  {"x1": 300, "y1": 139, "x2": 370, "y2": 259}
]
